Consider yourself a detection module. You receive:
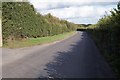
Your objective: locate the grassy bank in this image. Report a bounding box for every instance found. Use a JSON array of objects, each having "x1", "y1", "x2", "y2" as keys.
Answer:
[{"x1": 3, "y1": 31, "x2": 76, "y2": 48}]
